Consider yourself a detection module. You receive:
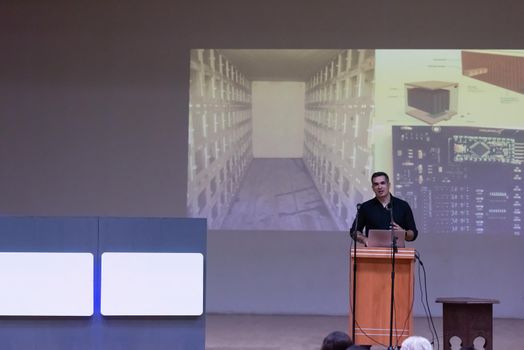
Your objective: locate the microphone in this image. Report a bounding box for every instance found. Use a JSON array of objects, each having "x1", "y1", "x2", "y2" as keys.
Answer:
[
  {"x1": 386, "y1": 202, "x2": 394, "y2": 228},
  {"x1": 351, "y1": 203, "x2": 362, "y2": 239}
]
